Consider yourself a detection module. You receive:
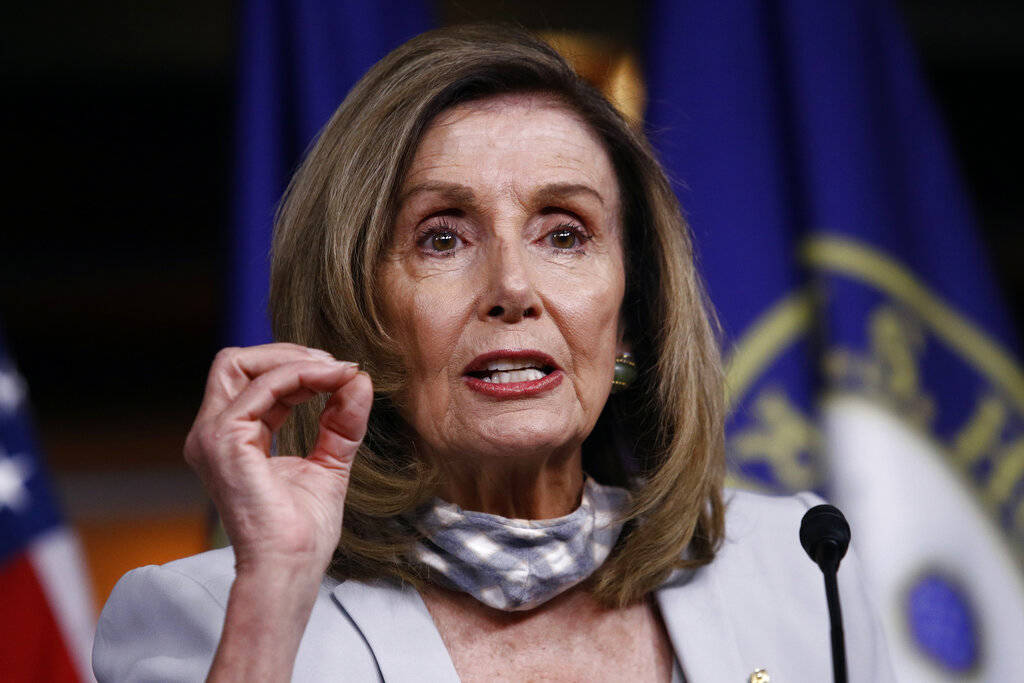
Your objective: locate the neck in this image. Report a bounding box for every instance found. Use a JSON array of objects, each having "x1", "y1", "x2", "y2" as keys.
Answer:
[{"x1": 431, "y1": 447, "x2": 585, "y2": 519}]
